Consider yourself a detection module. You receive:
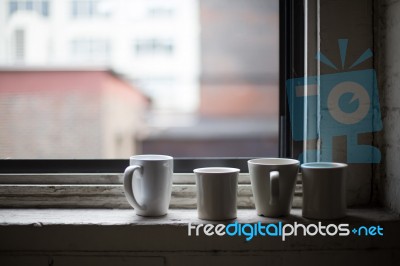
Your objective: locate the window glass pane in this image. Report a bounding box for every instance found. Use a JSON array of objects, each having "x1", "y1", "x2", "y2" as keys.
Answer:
[
  {"x1": 71, "y1": 0, "x2": 113, "y2": 18},
  {"x1": 135, "y1": 39, "x2": 174, "y2": 56},
  {"x1": 72, "y1": 1, "x2": 79, "y2": 17},
  {"x1": 41, "y1": 1, "x2": 49, "y2": 16},
  {"x1": 8, "y1": 0, "x2": 49, "y2": 17},
  {"x1": 0, "y1": 0, "x2": 279, "y2": 159},
  {"x1": 70, "y1": 38, "x2": 111, "y2": 62},
  {"x1": 147, "y1": 7, "x2": 174, "y2": 18},
  {"x1": 14, "y1": 29, "x2": 25, "y2": 62},
  {"x1": 9, "y1": 1, "x2": 18, "y2": 15},
  {"x1": 26, "y1": 1, "x2": 34, "y2": 11}
]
